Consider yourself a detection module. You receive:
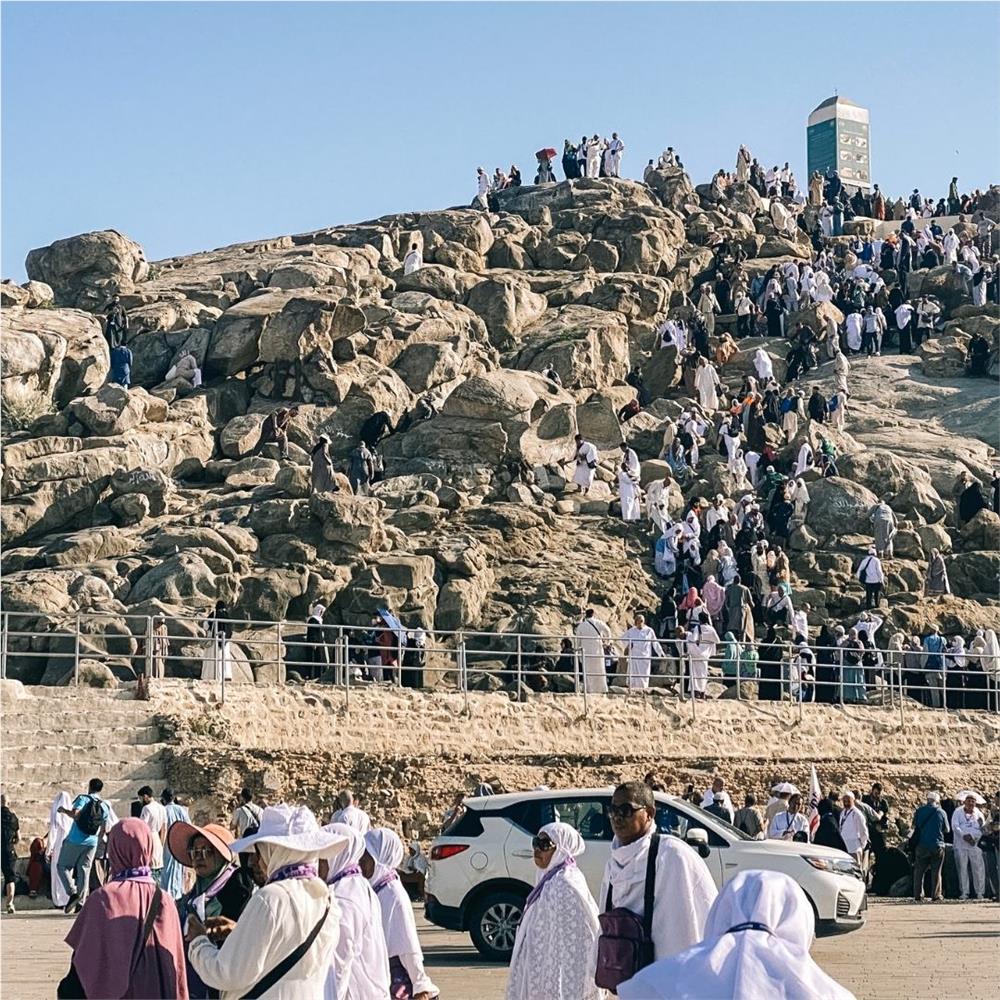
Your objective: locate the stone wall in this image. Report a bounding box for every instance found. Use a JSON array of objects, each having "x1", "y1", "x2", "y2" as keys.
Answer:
[{"x1": 151, "y1": 682, "x2": 1000, "y2": 839}]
